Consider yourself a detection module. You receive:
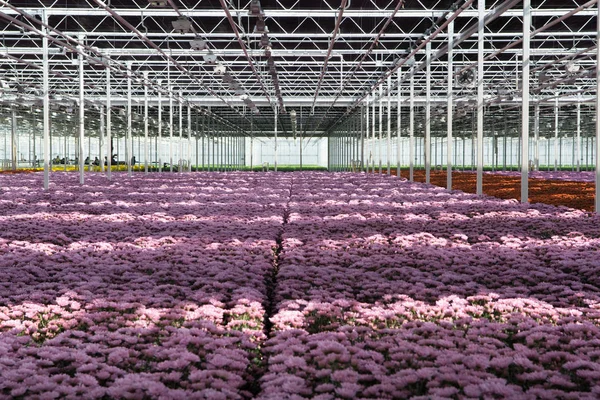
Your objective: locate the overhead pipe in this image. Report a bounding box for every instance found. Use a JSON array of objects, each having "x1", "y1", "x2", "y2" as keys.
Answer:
[
  {"x1": 219, "y1": 0, "x2": 289, "y2": 137},
  {"x1": 410, "y1": 1, "x2": 596, "y2": 113},
  {"x1": 304, "y1": 0, "x2": 405, "y2": 142},
  {"x1": 0, "y1": 0, "x2": 252, "y2": 135},
  {"x1": 484, "y1": 0, "x2": 597, "y2": 64},
  {"x1": 310, "y1": 0, "x2": 348, "y2": 114},
  {"x1": 326, "y1": 0, "x2": 475, "y2": 131},
  {"x1": 328, "y1": 0, "x2": 523, "y2": 134},
  {"x1": 403, "y1": 0, "x2": 521, "y2": 85},
  {"x1": 93, "y1": 0, "x2": 248, "y2": 120},
  {"x1": 167, "y1": 0, "x2": 248, "y2": 105},
  {"x1": 218, "y1": 0, "x2": 276, "y2": 110}
]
